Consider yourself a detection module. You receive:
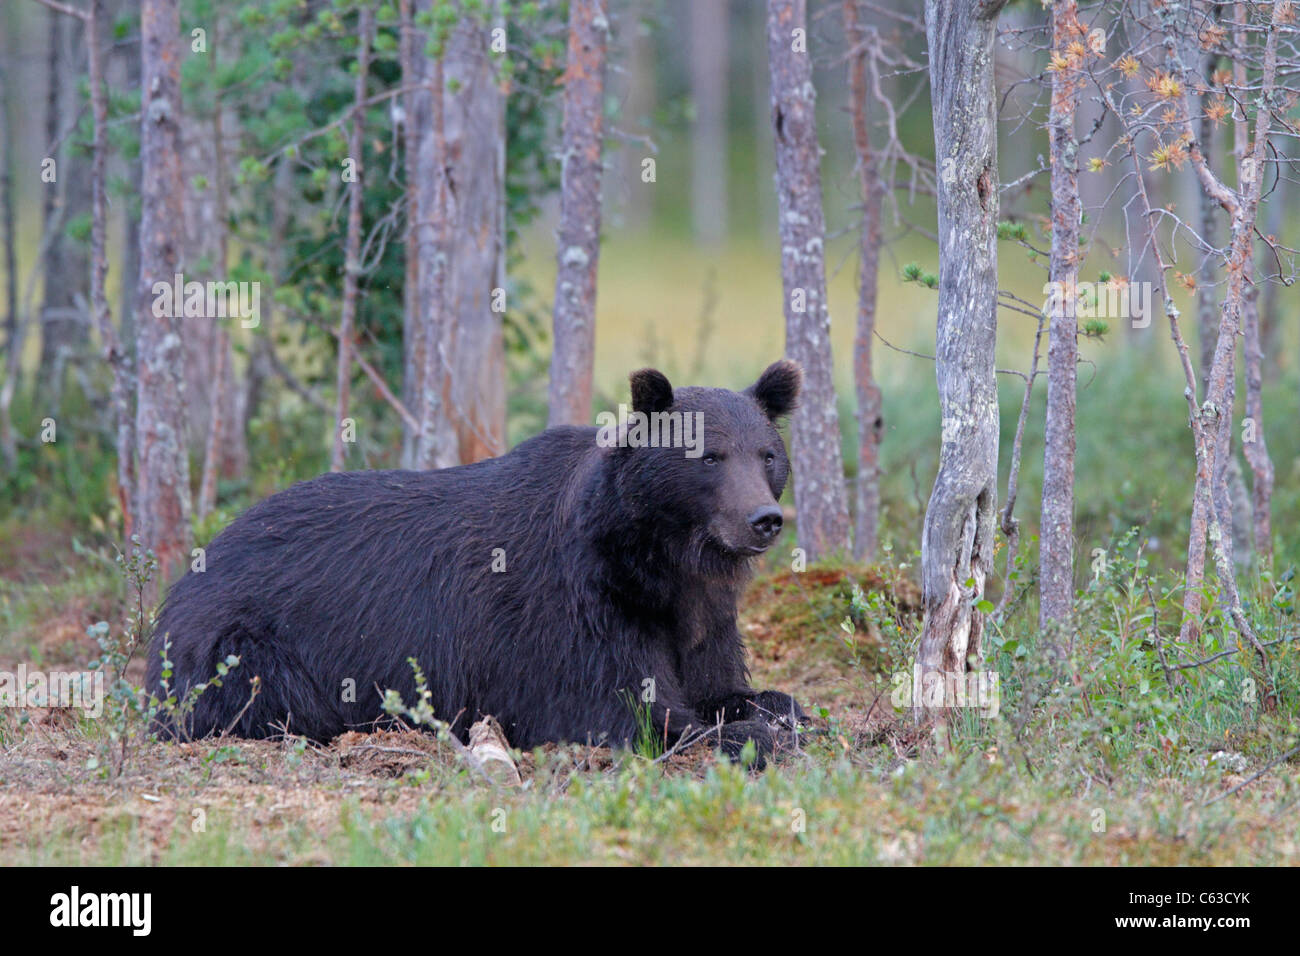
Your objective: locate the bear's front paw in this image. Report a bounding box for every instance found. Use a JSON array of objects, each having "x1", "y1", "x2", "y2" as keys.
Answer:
[
  {"x1": 716, "y1": 719, "x2": 774, "y2": 770},
  {"x1": 715, "y1": 718, "x2": 802, "y2": 770},
  {"x1": 748, "y1": 690, "x2": 807, "y2": 728}
]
